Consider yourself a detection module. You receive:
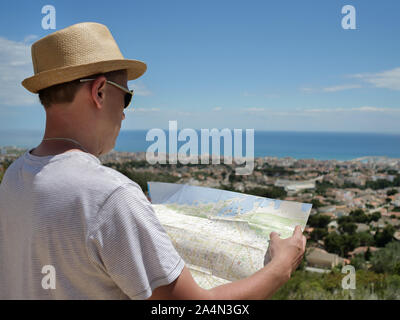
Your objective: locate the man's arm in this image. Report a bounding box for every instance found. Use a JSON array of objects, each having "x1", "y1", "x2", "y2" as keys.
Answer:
[{"x1": 148, "y1": 225, "x2": 306, "y2": 300}]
